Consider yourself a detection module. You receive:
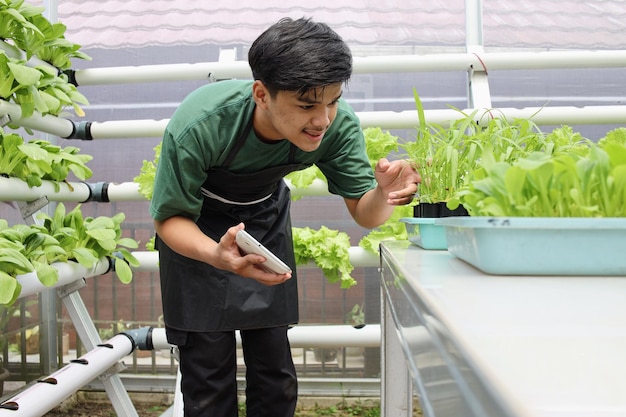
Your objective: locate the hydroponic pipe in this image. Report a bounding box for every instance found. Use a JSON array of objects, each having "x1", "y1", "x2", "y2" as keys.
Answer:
[
  {"x1": 68, "y1": 50, "x2": 626, "y2": 86},
  {"x1": 358, "y1": 104, "x2": 626, "y2": 129},
  {"x1": 27, "y1": 104, "x2": 626, "y2": 141},
  {"x1": 140, "y1": 325, "x2": 381, "y2": 351},
  {"x1": 0, "y1": 177, "x2": 356, "y2": 204},
  {"x1": 16, "y1": 257, "x2": 112, "y2": 300},
  {"x1": 0, "y1": 178, "x2": 143, "y2": 203},
  {"x1": 0, "y1": 334, "x2": 135, "y2": 416},
  {"x1": 130, "y1": 246, "x2": 379, "y2": 273},
  {"x1": 0, "y1": 100, "x2": 75, "y2": 138},
  {"x1": 67, "y1": 61, "x2": 252, "y2": 86},
  {"x1": 4, "y1": 99, "x2": 626, "y2": 141}
]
